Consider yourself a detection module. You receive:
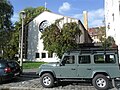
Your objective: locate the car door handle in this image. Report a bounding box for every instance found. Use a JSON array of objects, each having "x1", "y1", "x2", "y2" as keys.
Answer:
[
  {"x1": 71, "y1": 68, "x2": 76, "y2": 70},
  {"x1": 87, "y1": 68, "x2": 91, "y2": 70}
]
